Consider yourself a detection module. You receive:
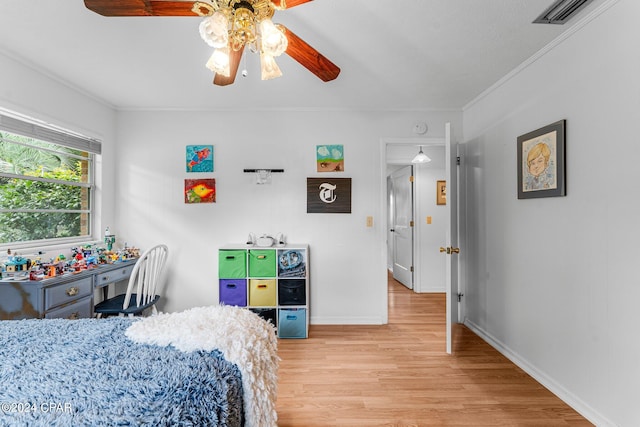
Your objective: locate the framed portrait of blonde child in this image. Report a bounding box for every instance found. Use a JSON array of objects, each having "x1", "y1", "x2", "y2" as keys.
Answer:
[{"x1": 517, "y1": 120, "x2": 566, "y2": 199}]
